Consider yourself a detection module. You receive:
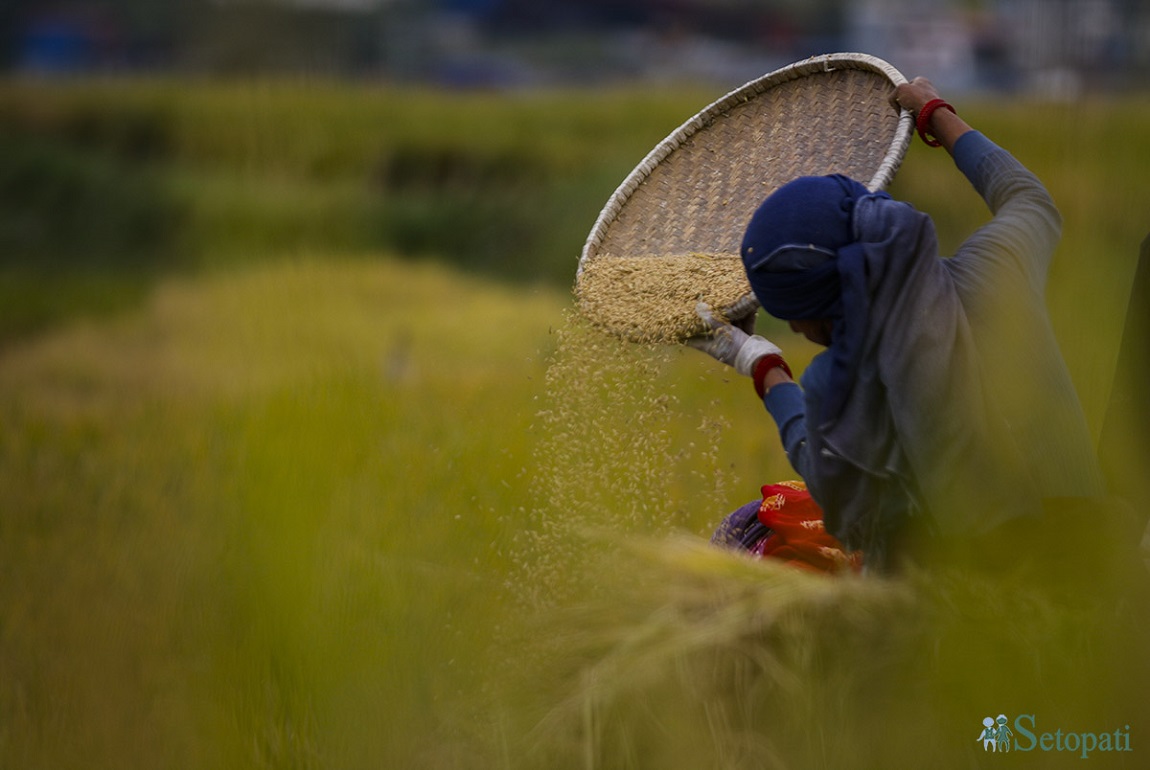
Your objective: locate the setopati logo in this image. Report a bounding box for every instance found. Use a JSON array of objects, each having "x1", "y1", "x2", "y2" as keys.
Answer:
[{"x1": 976, "y1": 714, "x2": 1133, "y2": 759}]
